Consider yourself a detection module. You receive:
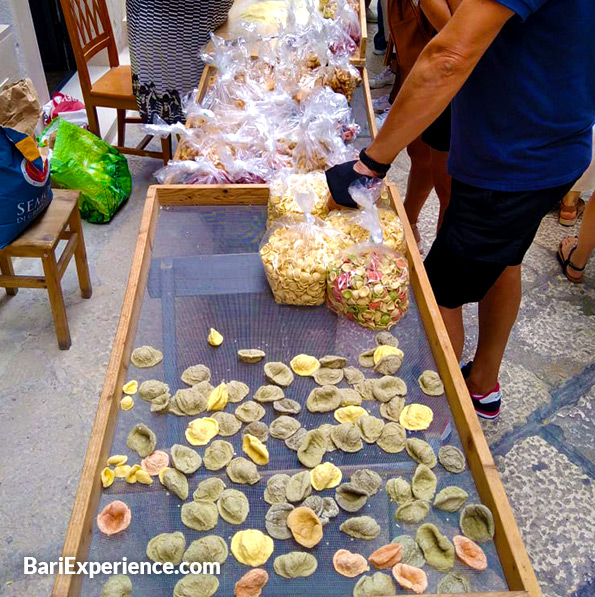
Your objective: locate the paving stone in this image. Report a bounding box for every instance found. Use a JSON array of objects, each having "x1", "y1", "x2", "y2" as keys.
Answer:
[
  {"x1": 549, "y1": 385, "x2": 595, "y2": 464},
  {"x1": 522, "y1": 242, "x2": 566, "y2": 291},
  {"x1": 482, "y1": 360, "x2": 551, "y2": 447},
  {"x1": 496, "y1": 436, "x2": 595, "y2": 597},
  {"x1": 511, "y1": 278, "x2": 595, "y2": 385}
]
